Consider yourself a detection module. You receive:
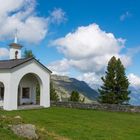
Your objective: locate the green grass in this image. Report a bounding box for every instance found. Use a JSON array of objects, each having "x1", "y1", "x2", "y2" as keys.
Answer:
[{"x1": 0, "y1": 107, "x2": 140, "y2": 140}]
